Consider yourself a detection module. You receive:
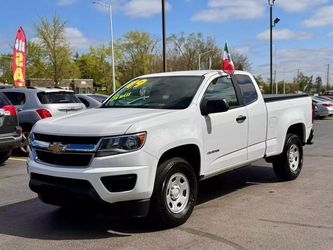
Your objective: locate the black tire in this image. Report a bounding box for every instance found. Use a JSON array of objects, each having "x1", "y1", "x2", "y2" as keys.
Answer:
[
  {"x1": 0, "y1": 150, "x2": 12, "y2": 164},
  {"x1": 150, "y1": 157, "x2": 197, "y2": 228},
  {"x1": 273, "y1": 134, "x2": 303, "y2": 181}
]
